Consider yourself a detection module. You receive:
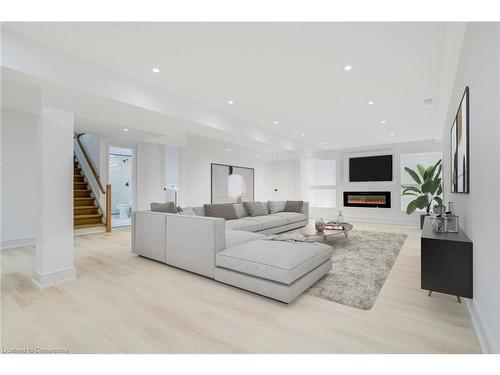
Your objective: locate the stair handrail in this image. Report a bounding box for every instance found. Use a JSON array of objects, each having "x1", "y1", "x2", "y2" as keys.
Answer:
[
  {"x1": 74, "y1": 133, "x2": 105, "y2": 194},
  {"x1": 74, "y1": 132, "x2": 112, "y2": 232}
]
